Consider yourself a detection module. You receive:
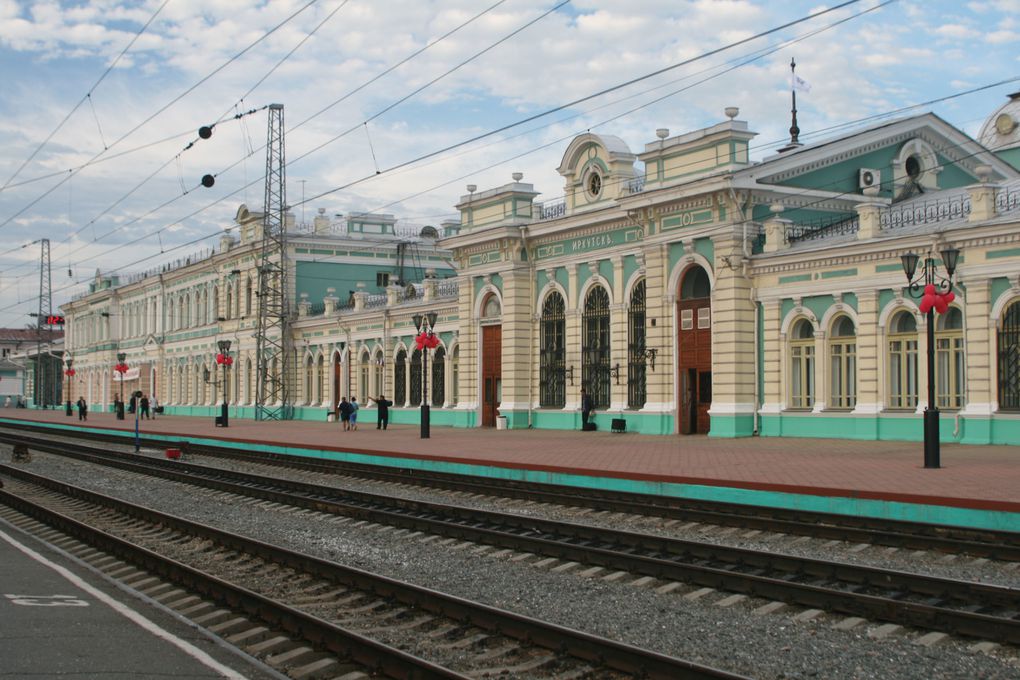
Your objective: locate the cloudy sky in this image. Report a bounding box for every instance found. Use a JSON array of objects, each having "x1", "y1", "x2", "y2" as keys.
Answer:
[{"x1": 0, "y1": 0, "x2": 1017, "y2": 327}]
